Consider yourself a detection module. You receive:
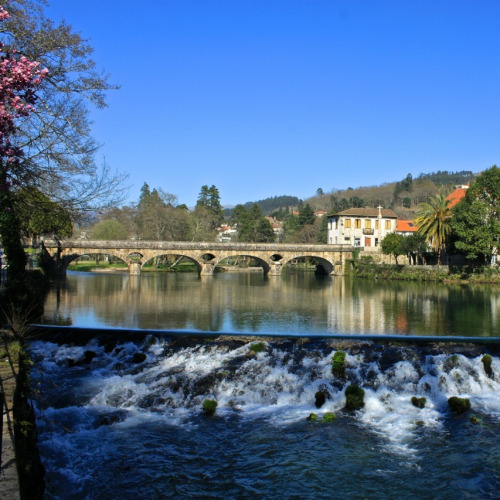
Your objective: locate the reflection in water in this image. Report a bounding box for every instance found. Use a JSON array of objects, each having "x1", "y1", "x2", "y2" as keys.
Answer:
[{"x1": 41, "y1": 271, "x2": 500, "y2": 336}]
